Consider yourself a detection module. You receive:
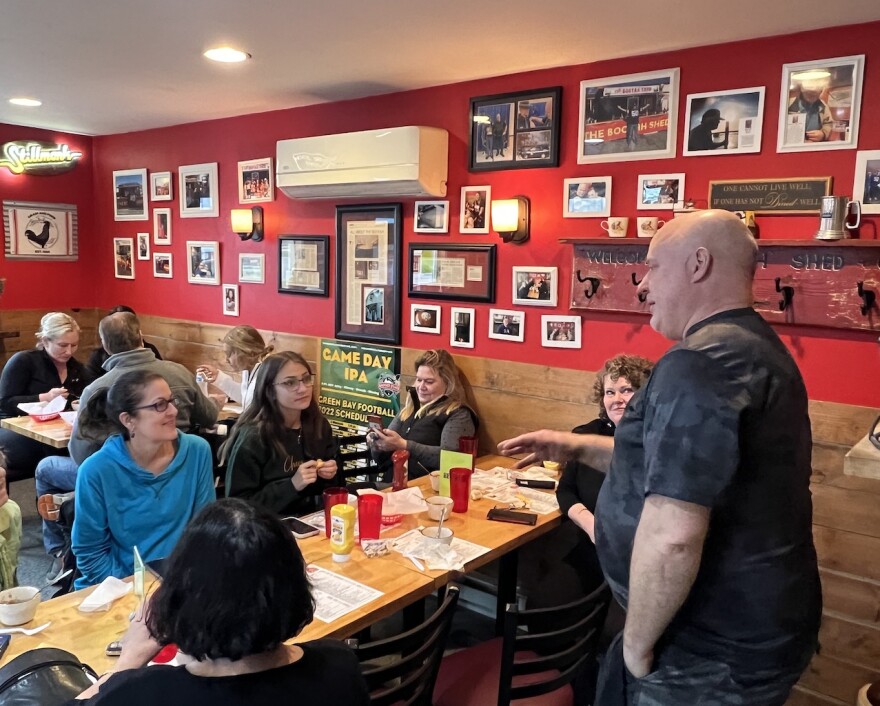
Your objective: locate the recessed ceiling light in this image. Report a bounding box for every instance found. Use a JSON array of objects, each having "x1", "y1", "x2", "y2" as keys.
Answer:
[
  {"x1": 203, "y1": 47, "x2": 251, "y2": 63},
  {"x1": 9, "y1": 97, "x2": 42, "y2": 107}
]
